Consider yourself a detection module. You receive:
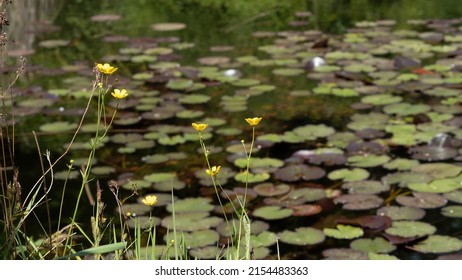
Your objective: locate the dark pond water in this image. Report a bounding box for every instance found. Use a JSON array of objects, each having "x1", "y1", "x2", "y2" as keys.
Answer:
[{"x1": 5, "y1": 0, "x2": 462, "y2": 259}]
